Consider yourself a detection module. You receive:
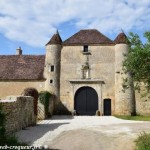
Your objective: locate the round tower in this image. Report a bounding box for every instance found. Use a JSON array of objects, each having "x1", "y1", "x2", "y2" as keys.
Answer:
[
  {"x1": 114, "y1": 32, "x2": 135, "y2": 115},
  {"x1": 44, "y1": 30, "x2": 62, "y2": 104}
]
